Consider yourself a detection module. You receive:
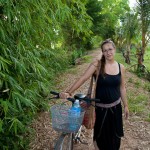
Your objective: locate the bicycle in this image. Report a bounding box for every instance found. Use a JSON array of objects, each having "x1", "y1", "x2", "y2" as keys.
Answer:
[{"x1": 49, "y1": 91, "x2": 100, "y2": 150}]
